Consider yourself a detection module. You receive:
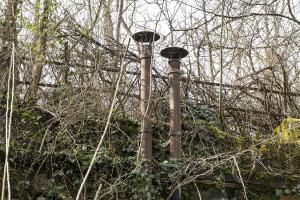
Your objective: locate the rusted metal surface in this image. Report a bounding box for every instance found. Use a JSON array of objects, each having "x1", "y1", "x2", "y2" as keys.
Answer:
[
  {"x1": 132, "y1": 31, "x2": 160, "y2": 43},
  {"x1": 168, "y1": 59, "x2": 182, "y2": 159},
  {"x1": 161, "y1": 47, "x2": 188, "y2": 160},
  {"x1": 133, "y1": 31, "x2": 160, "y2": 160},
  {"x1": 161, "y1": 47, "x2": 188, "y2": 200},
  {"x1": 139, "y1": 44, "x2": 153, "y2": 160},
  {"x1": 160, "y1": 47, "x2": 188, "y2": 60}
]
